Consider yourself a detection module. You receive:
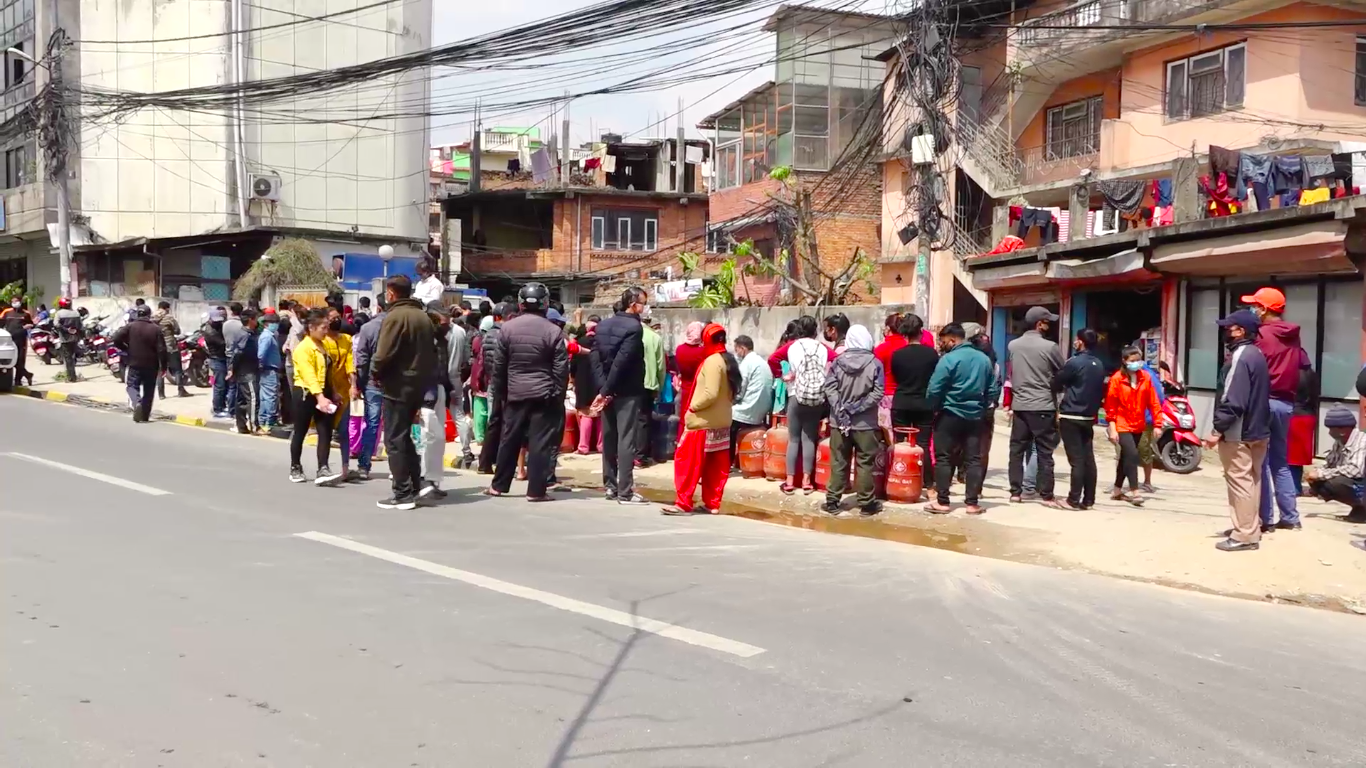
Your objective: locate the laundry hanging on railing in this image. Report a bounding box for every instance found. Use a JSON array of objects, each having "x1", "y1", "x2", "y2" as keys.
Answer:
[
  {"x1": 1015, "y1": 207, "x2": 1057, "y2": 245},
  {"x1": 1097, "y1": 179, "x2": 1145, "y2": 214}
]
